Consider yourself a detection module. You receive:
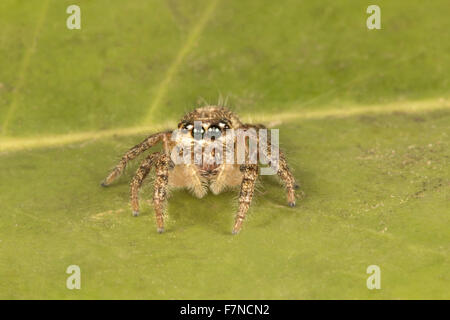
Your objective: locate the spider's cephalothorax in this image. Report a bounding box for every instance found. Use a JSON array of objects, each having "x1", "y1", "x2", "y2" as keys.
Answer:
[{"x1": 102, "y1": 106, "x2": 298, "y2": 234}]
